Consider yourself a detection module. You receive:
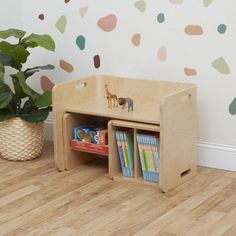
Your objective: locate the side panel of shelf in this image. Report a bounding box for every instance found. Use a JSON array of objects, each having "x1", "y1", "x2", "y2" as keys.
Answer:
[
  {"x1": 63, "y1": 113, "x2": 94, "y2": 170},
  {"x1": 160, "y1": 87, "x2": 197, "y2": 192}
]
